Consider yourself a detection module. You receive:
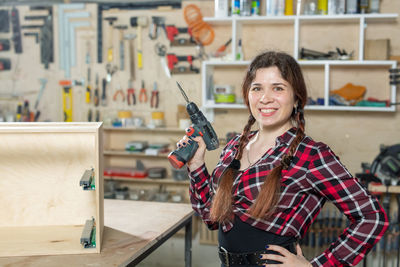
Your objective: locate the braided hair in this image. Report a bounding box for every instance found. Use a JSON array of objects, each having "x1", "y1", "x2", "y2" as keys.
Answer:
[{"x1": 210, "y1": 51, "x2": 308, "y2": 222}]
